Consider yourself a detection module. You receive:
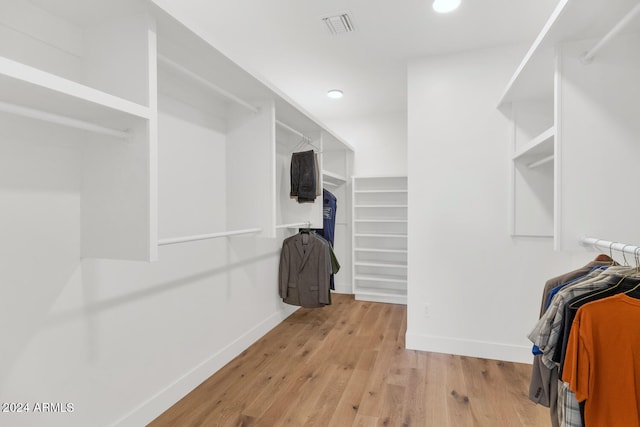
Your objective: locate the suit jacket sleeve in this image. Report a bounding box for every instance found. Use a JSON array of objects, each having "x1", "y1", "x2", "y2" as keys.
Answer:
[
  {"x1": 279, "y1": 241, "x2": 290, "y2": 298},
  {"x1": 318, "y1": 240, "x2": 331, "y2": 305}
]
